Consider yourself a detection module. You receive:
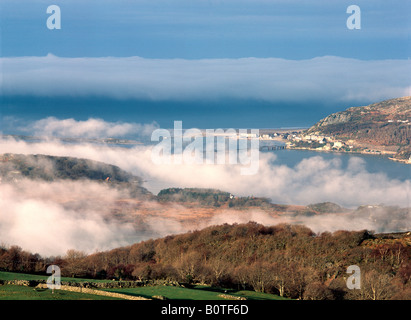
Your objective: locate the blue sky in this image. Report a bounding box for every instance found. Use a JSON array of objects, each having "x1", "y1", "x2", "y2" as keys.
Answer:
[
  {"x1": 1, "y1": 0, "x2": 410, "y2": 59},
  {"x1": 0, "y1": 0, "x2": 410, "y2": 130}
]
